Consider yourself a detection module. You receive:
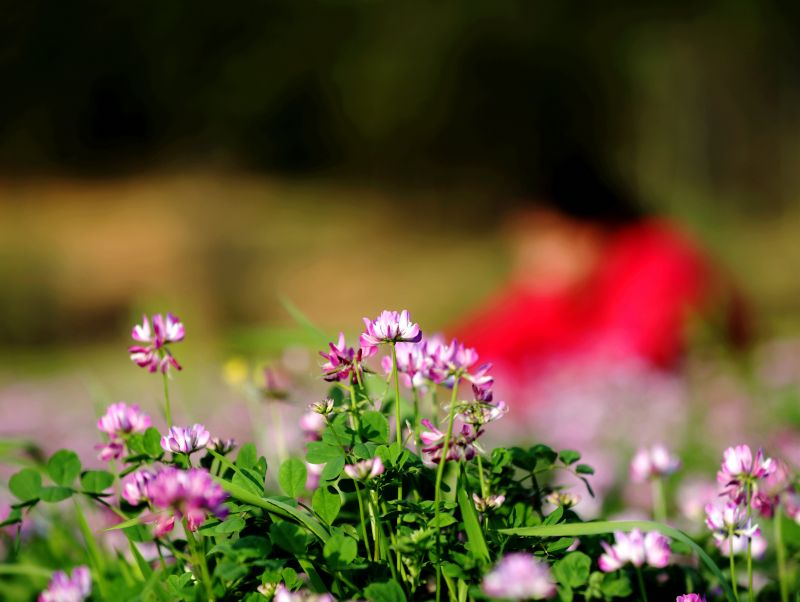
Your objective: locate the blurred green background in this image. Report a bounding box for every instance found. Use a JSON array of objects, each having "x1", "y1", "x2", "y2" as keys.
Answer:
[{"x1": 2, "y1": 1, "x2": 800, "y2": 363}]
